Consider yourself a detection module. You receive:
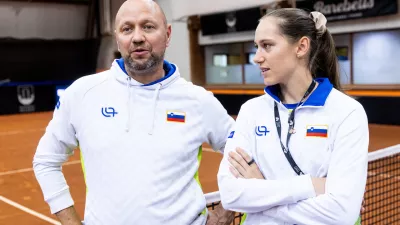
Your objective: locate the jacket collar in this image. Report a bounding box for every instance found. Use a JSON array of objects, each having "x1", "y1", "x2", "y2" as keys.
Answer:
[
  {"x1": 112, "y1": 58, "x2": 180, "y2": 90},
  {"x1": 264, "y1": 78, "x2": 333, "y2": 107}
]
